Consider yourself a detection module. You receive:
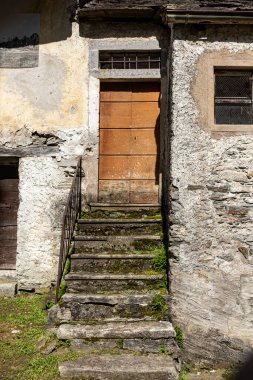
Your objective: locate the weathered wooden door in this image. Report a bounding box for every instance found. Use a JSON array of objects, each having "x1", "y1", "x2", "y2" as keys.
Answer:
[
  {"x1": 0, "y1": 165, "x2": 19, "y2": 269},
  {"x1": 99, "y1": 82, "x2": 160, "y2": 204}
]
